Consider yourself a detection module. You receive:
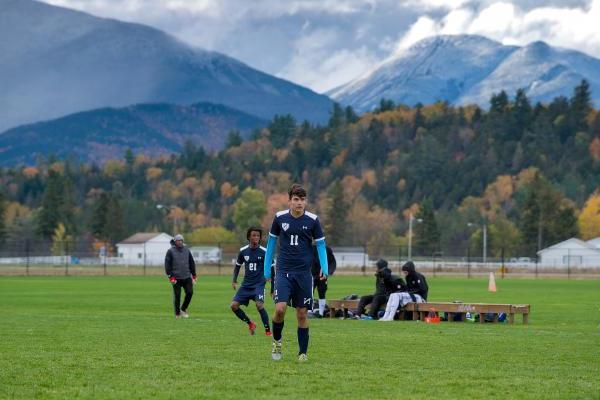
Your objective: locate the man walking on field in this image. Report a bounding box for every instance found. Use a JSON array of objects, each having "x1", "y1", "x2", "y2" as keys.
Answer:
[{"x1": 264, "y1": 184, "x2": 329, "y2": 362}]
